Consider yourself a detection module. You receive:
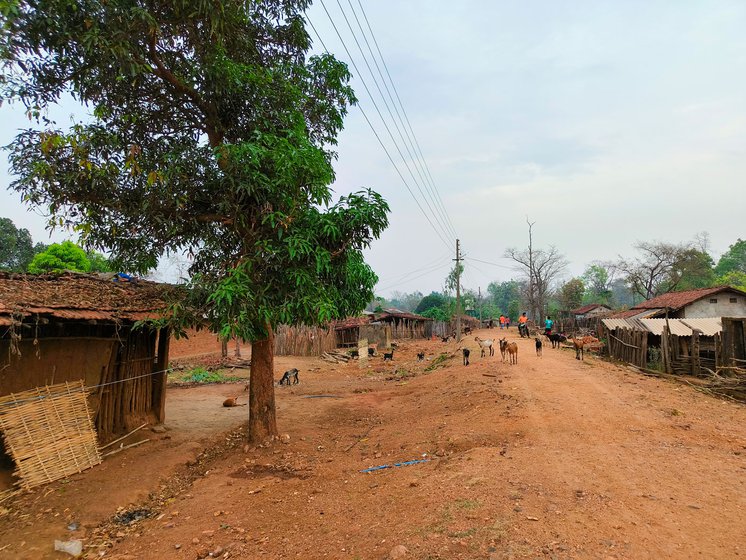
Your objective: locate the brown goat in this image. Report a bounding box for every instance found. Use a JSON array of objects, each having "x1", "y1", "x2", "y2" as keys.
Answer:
[
  {"x1": 505, "y1": 342, "x2": 518, "y2": 365},
  {"x1": 572, "y1": 336, "x2": 599, "y2": 361}
]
